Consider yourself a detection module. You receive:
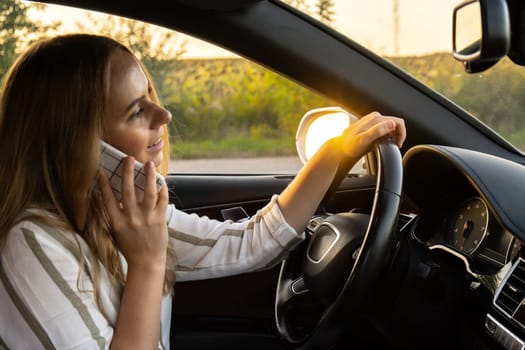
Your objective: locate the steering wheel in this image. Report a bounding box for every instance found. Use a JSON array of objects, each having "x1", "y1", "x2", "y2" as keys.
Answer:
[{"x1": 275, "y1": 139, "x2": 403, "y2": 346}]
